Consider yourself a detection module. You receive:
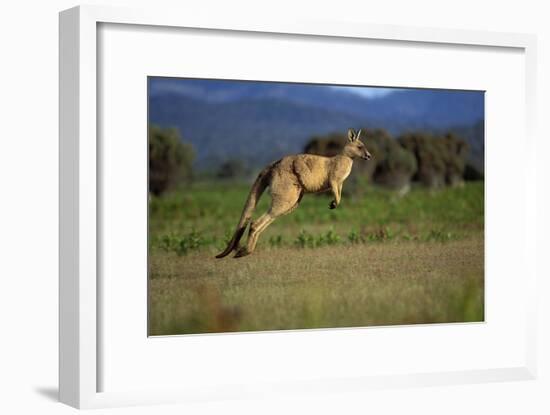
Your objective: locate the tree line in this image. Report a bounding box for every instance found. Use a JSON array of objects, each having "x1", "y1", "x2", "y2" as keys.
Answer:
[
  {"x1": 149, "y1": 125, "x2": 482, "y2": 196},
  {"x1": 305, "y1": 128, "x2": 482, "y2": 191}
]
